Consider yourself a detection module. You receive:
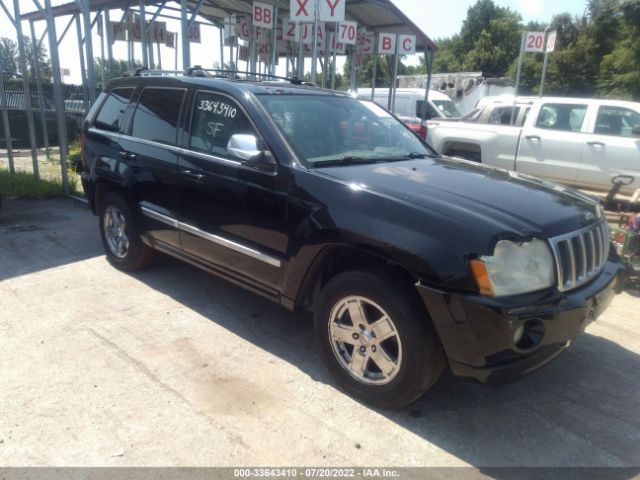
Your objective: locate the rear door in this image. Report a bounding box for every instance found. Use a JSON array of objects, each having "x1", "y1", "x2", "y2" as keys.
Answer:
[
  {"x1": 516, "y1": 102, "x2": 589, "y2": 185},
  {"x1": 85, "y1": 87, "x2": 135, "y2": 203},
  {"x1": 120, "y1": 86, "x2": 186, "y2": 248},
  {"x1": 577, "y1": 104, "x2": 640, "y2": 193}
]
